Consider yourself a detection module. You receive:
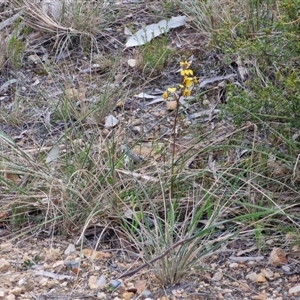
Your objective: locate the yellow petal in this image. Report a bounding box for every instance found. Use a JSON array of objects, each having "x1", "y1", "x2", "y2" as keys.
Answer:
[
  {"x1": 183, "y1": 89, "x2": 191, "y2": 97},
  {"x1": 162, "y1": 91, "x2": 168, "y2": 99},
  {"x1": 167, "y1": 87, "x2": 177, "y2": 93},
  {"x1": 183, "y1": 76, "x2": 193, "y2": 87},
  {"x1": 180, "y1": 61, "x2": 190, "y2": 69}
]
